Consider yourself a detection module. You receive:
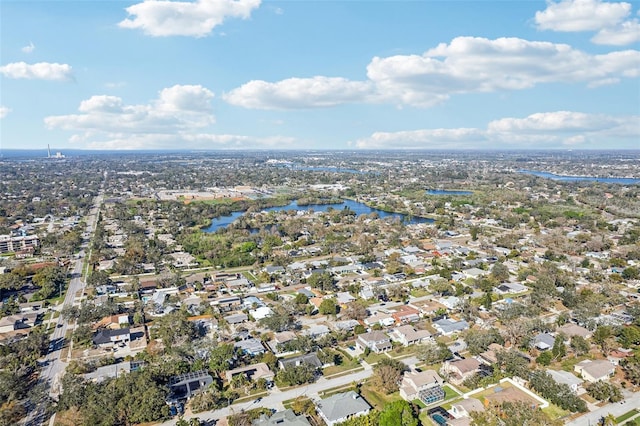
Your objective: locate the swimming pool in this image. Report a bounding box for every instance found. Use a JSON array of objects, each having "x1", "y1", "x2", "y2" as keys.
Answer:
[{"x1": 431, "y1": 413, "x2": 448, "y2": 425}]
